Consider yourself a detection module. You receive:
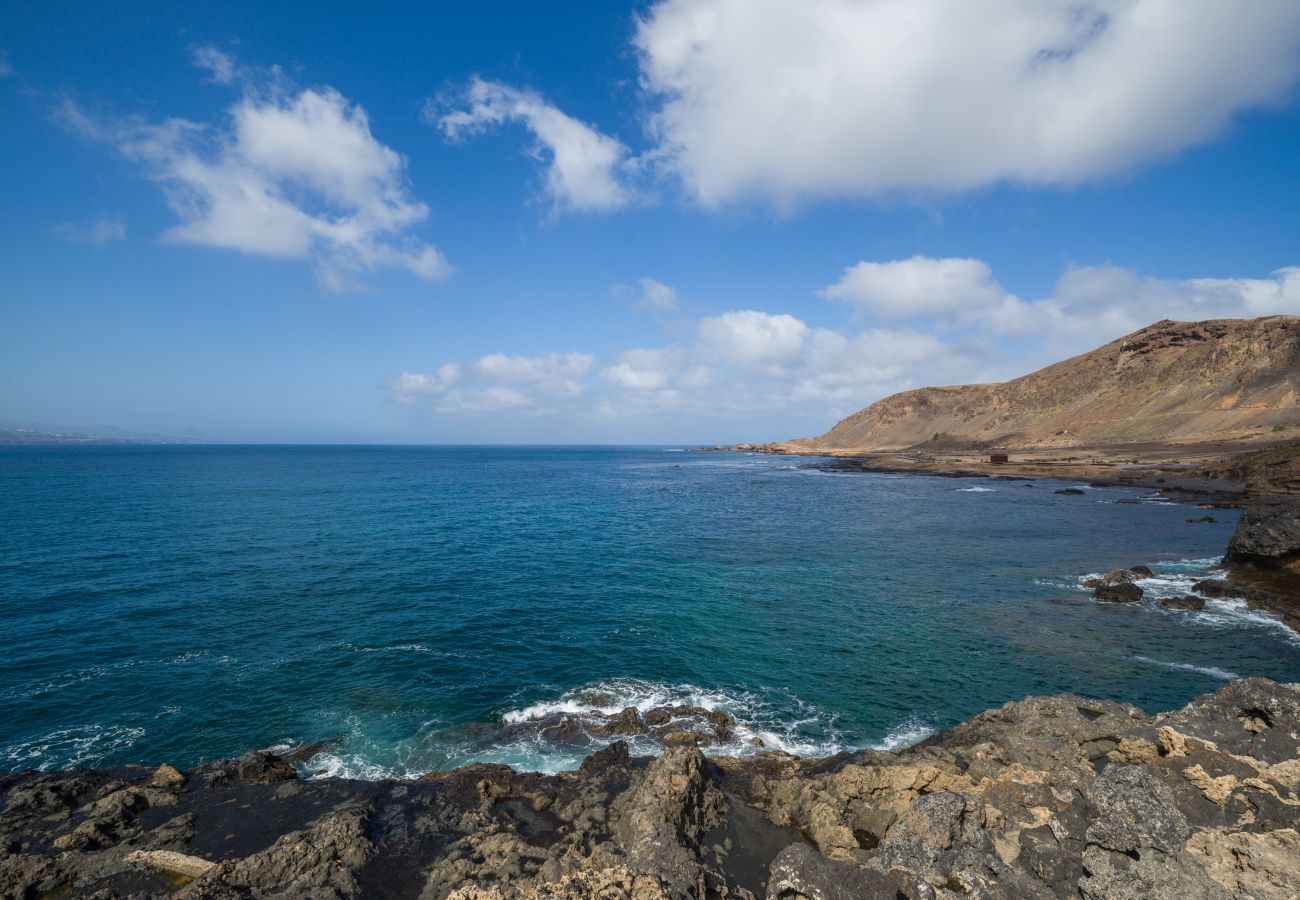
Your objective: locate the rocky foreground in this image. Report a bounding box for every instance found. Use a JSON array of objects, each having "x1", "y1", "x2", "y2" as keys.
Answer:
[{"x1": 5, "y1": 681, "x2": 1300, "y2": 899}]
